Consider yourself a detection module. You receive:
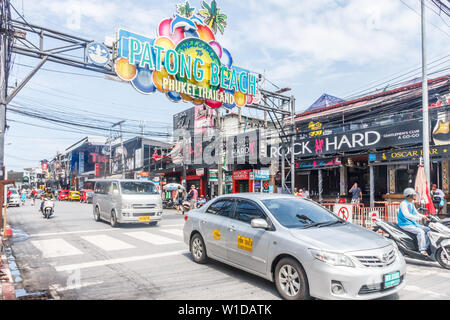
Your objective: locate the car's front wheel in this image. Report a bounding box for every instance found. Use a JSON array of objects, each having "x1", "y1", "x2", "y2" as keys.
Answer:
[
  {"x1": 110, "y1": 210, "x2": 119, "y2": 228},
  {"x1": 94, "y1": 206, "x2": 101, "y2": 222},
  {"x1": 274, "y1": 257, "x2": 310, "y2": 300},
  {"x1": 190, "y1": 233, "x2": 207, "y2": 264}
]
